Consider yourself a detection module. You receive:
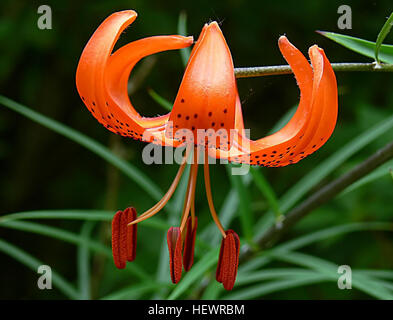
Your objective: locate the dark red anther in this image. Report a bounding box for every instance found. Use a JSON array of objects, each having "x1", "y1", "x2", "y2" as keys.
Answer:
[
  {"x1": 216, "y1": 229, "x2": 240, "y2": 290},
  {"x1": 167, "y1": 227, "x2": 183, "y2": 284},
  {"x1": 111, "y1": 207, "x2": 138, "y2": 269},
  {"x1": 183, "y1": 217, "x2": 198, "y2": 272}
]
